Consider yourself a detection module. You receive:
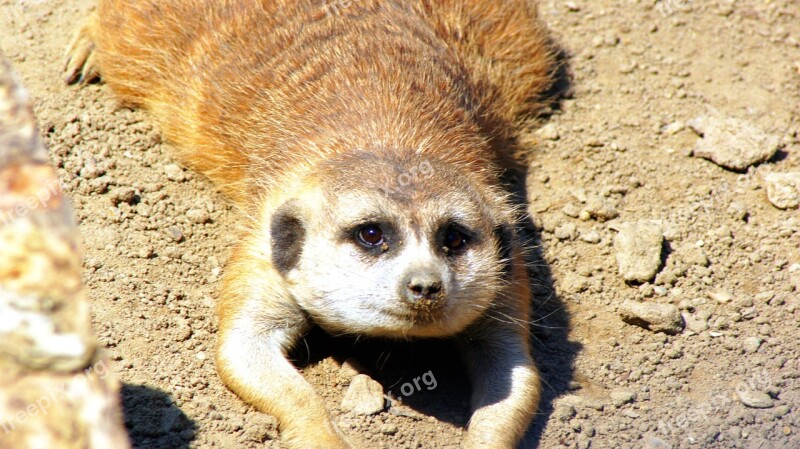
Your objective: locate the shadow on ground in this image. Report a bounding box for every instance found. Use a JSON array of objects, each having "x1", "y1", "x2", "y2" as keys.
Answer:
[{"x1": 121, "y1": 383, "x2": 197, "y2": 449}]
